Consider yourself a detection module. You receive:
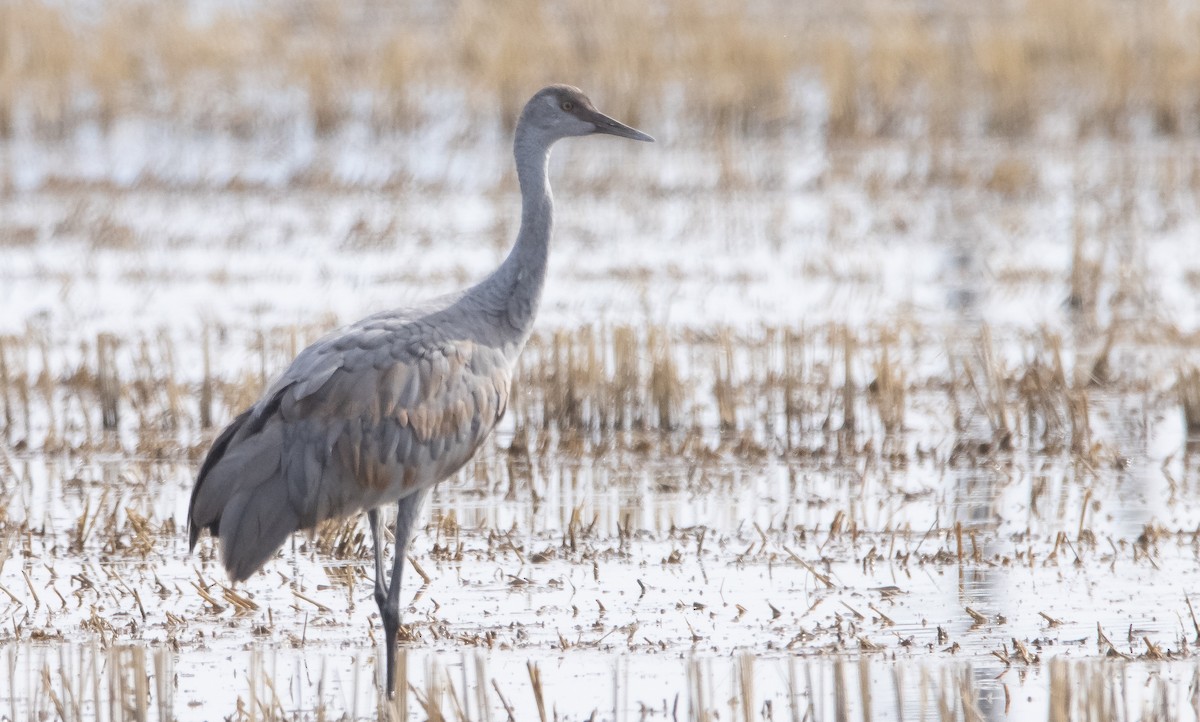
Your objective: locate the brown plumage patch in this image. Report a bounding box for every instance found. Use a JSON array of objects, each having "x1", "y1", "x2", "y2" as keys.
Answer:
[
  {"x1": 359, "y1": 451, "x2": 391, "y2": 492},
  {"x1": 377, "y1": 363, "x2": 408, "y2": 419},
  {"x1": 495, "y1": 377, "x2": 510, "y2": 421},
  {"x1": 452, "y1": 399, "x2": 470, "y2": 431},
  {"x1": 304, "y1": 341, "x2": 515, "y2": 501},
  {"x1": 410, "y1": 405, "x2": 432, "y2": 441},
  {"x1": 474, "y1": 386, "x2": 494, "y2": 425}
]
